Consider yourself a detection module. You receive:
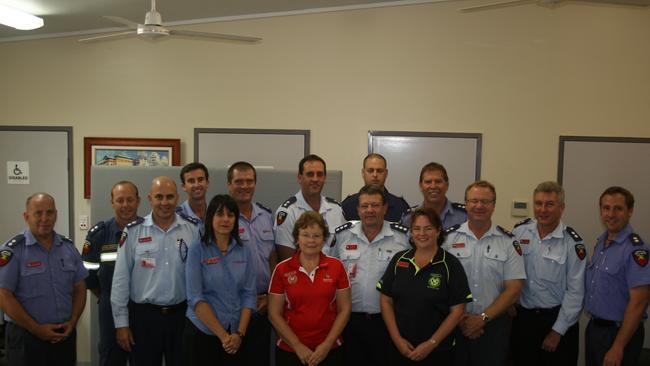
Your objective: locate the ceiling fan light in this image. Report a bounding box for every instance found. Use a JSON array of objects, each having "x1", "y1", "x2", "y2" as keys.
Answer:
[{"x1": 0, "y1": 4, "x2": 44, "y2": 30}]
